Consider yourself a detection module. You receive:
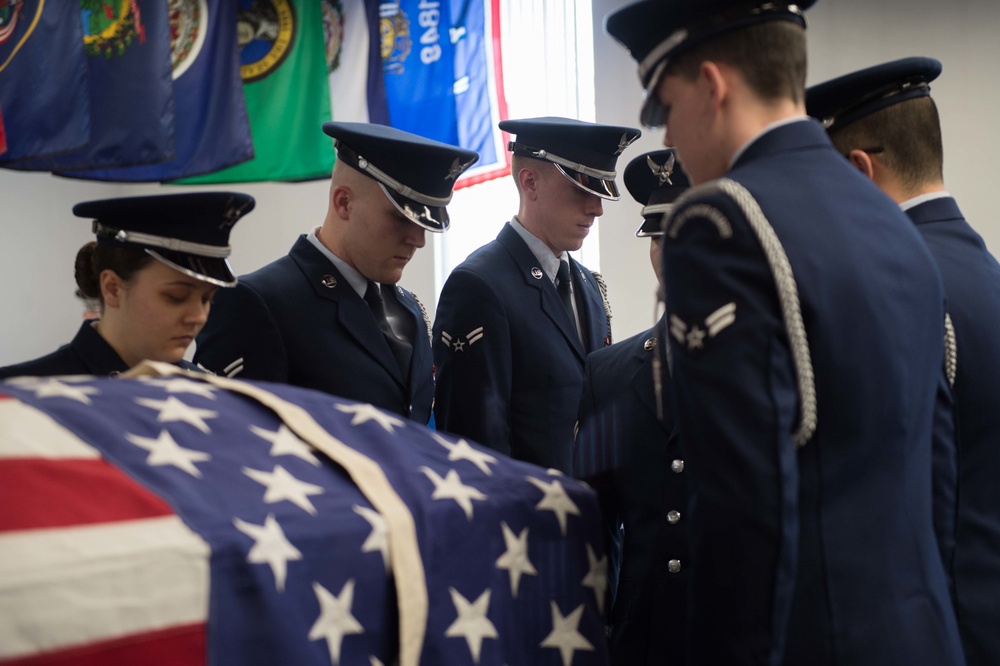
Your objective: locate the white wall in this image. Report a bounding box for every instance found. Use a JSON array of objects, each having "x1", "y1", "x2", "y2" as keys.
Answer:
[{"x1": 2, "y1": 0, "x2": 999, "y2": 365}]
